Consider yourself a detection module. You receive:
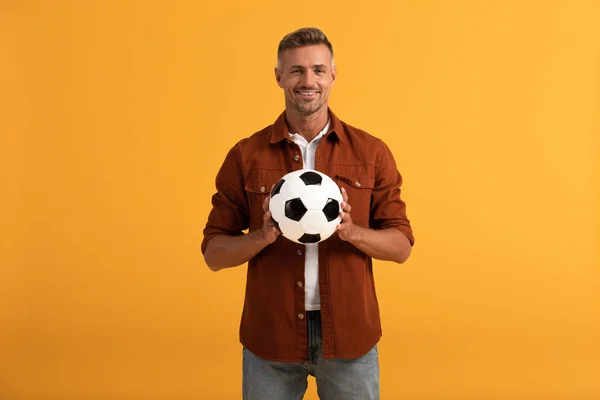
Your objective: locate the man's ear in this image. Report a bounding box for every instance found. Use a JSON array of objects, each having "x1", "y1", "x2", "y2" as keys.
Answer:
[
  {"x1": 331, "y1": 65, "x2": 337, "y2": 86},
  {"x1": 274, "y1": 67, "x2": 283, "y2": 88}
]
